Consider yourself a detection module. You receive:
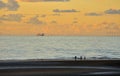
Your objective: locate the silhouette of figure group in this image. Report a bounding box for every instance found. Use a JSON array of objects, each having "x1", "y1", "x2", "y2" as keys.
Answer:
[{"x1": 74, "y1": 56, "x2": 86, "y2": 61}]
